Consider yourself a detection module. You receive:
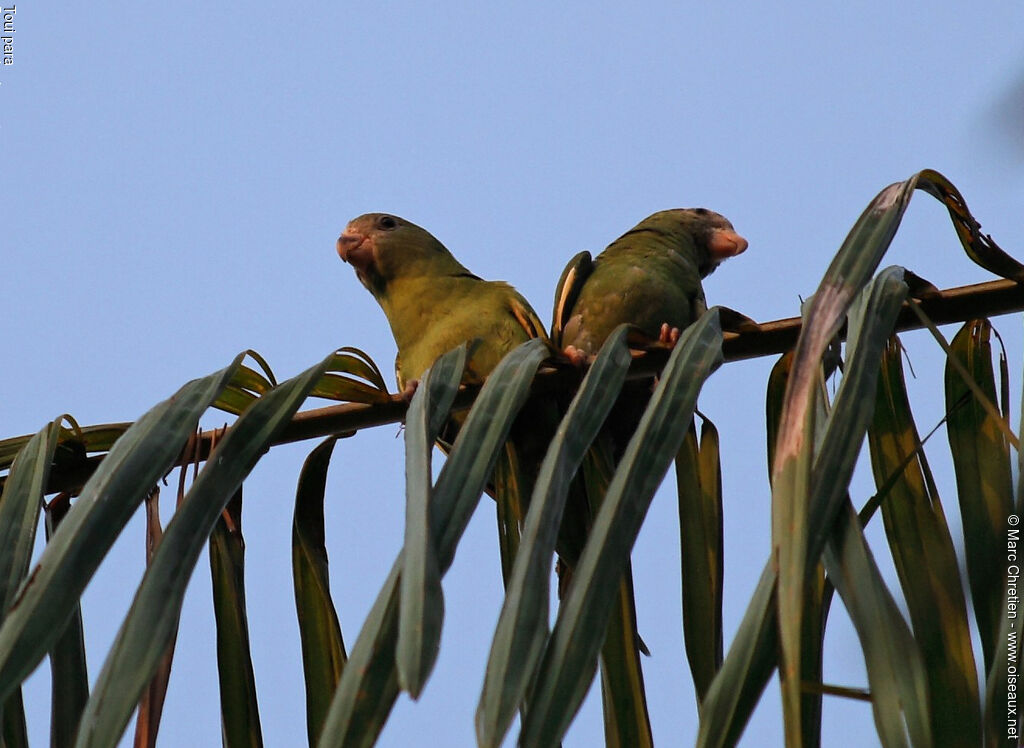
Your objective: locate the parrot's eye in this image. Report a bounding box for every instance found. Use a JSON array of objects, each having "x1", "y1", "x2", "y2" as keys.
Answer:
[{"x1": 377, "y1": 215, "x2": 397, "y2": 230}]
